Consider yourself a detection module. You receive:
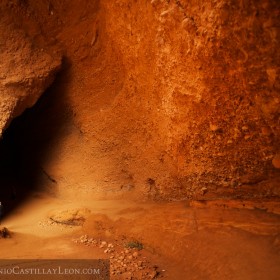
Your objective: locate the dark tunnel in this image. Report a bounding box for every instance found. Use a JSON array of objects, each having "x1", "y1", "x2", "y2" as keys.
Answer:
[{"x1": 0, "y1": 58, "x2": 72, "y2": 218}]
